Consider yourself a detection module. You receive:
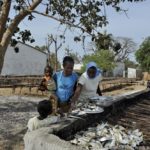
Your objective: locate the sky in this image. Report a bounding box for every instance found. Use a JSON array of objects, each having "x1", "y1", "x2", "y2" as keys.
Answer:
[{"x1": 19, "y1": 0, "x2": 150, "y2": 62}]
